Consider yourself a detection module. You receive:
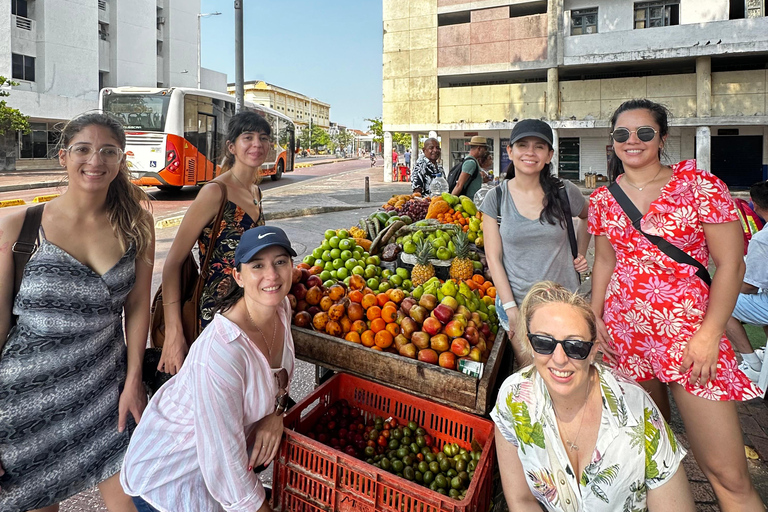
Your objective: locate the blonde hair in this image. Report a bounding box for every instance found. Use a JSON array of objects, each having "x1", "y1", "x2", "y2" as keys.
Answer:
[
  {"x1": 516, "y1": 281, "x2": 596, "y2": 356},
  {"x1": 59, "y1": 113, "x2": 154, "y2": 263}
]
